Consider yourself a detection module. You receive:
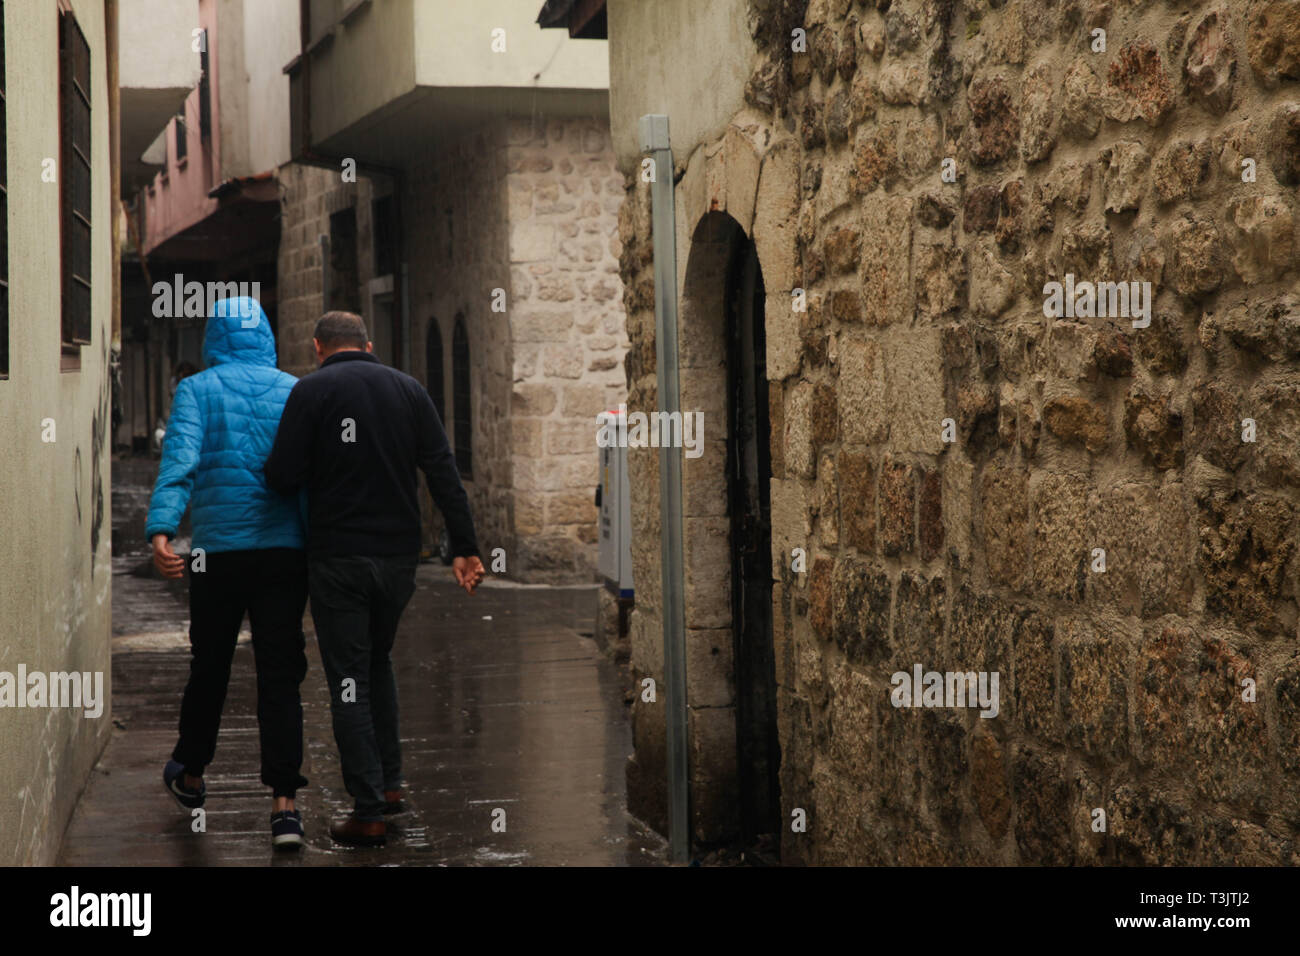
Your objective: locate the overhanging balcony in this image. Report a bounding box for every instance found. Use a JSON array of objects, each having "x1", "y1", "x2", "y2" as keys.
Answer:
[
  {"x1": 119, "y1": 0, "x2": 202, "y2": 193},
  {"x1": 285, "y1": 0, "x2": 610, "y2": 170}
]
